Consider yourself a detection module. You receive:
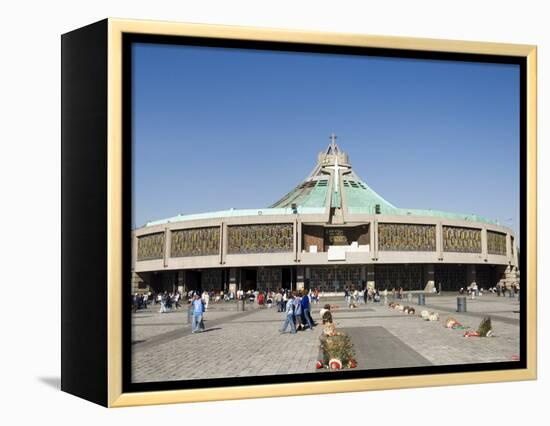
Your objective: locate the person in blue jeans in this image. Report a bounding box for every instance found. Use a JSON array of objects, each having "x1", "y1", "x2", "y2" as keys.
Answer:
[
  {"x1": 300, "y1": 290, "x2": 314, "y2": 330},
  {"x1": 279, "y1": 294, "x2": 297, "y2": 334},
  {"x1": 191, "y1": 294, "x2": 204, "y2": 333}
]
